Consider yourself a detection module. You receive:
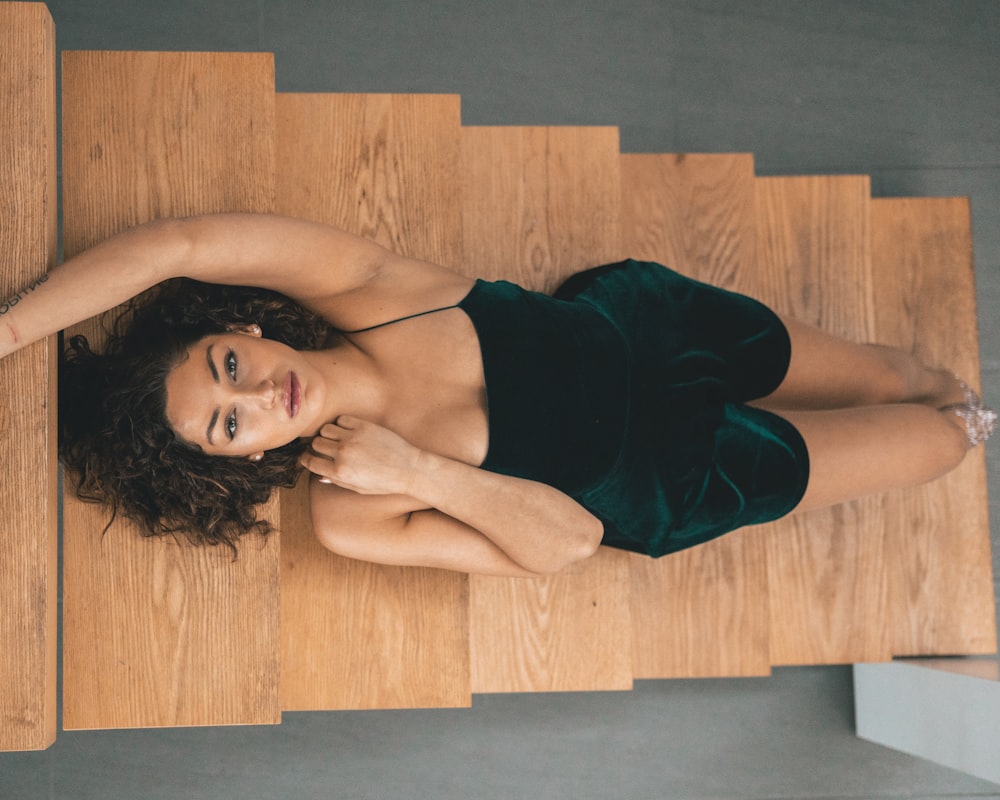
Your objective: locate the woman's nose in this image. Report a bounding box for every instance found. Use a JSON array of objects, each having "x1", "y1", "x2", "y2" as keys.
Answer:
[{"x1": 243, "y1": 379, "x2": 276, "y2": 407}]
